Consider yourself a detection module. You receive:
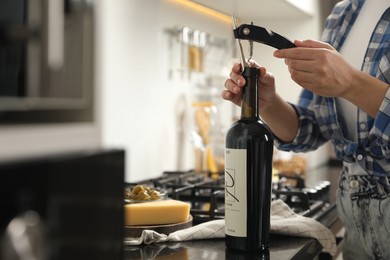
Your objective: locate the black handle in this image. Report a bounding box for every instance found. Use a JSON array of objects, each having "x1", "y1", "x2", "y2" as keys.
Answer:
[{"x1": 234, "y1": 24, "x2": 295, "y2": 50}]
